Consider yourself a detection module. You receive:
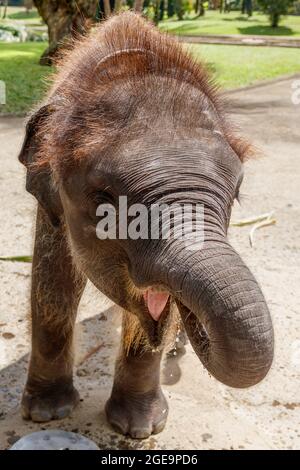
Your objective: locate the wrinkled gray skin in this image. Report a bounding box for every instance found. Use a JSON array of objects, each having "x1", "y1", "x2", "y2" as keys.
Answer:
[
  {"x1": 19, "y1": 72, "x2": 274, "y2": 438},
  {"x1": 60, "y1": 78, "x2": 274, "y2": 386}
]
